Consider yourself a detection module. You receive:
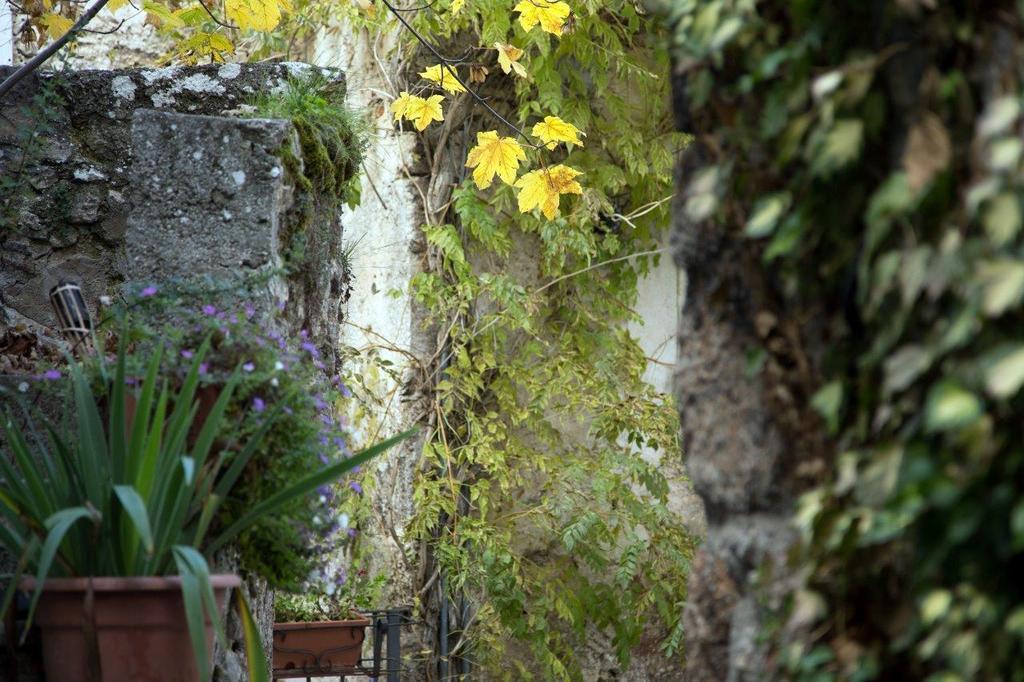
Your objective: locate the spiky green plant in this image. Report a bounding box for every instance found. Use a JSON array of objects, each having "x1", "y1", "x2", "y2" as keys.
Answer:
[{"x1": 0, "y1": 336, "x2": 411, "y2": 680}]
